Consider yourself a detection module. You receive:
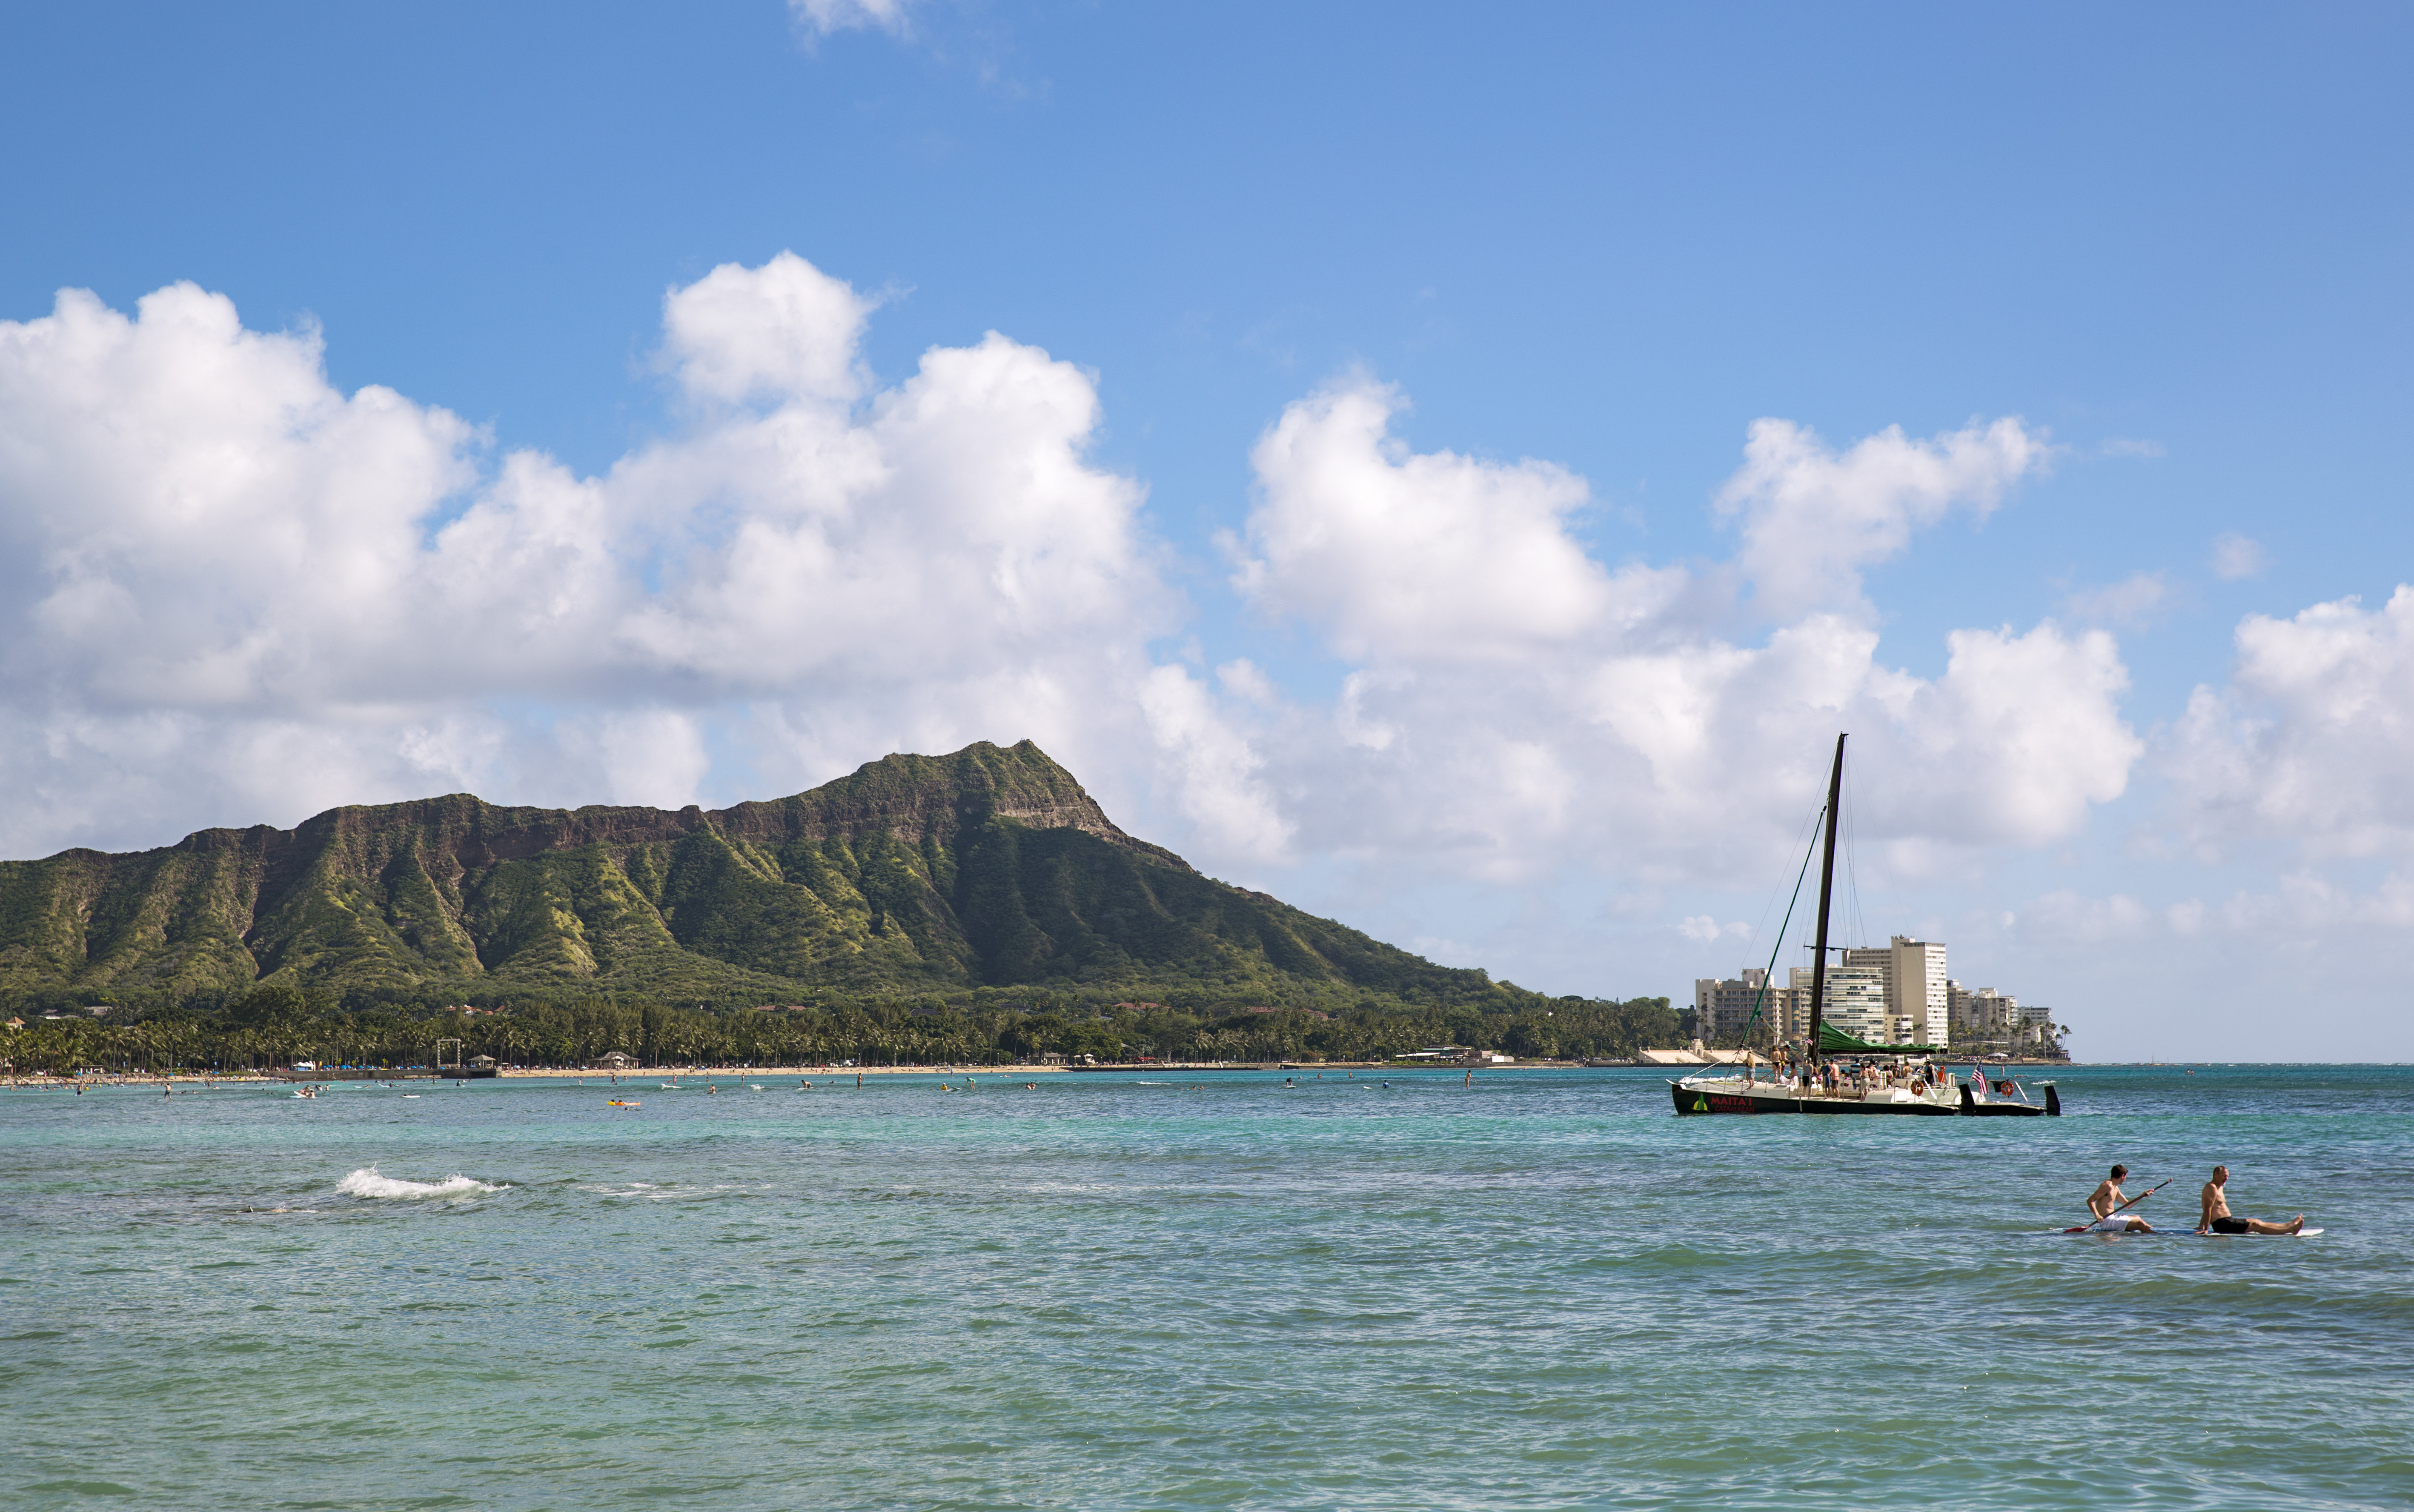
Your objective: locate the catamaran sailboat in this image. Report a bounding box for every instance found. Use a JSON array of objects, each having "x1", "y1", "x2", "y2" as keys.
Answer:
[{"x1": 1670, "y1": 734, "x2": 2059, "y2": 1118}]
